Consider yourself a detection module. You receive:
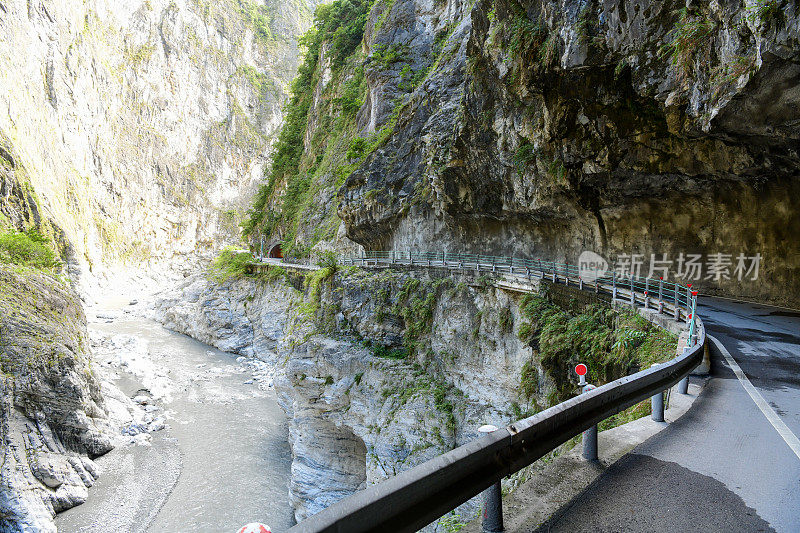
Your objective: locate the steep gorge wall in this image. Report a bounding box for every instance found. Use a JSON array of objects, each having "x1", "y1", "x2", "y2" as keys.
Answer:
[
  {"x1": 0, "y1": 266, "x2": 115, "y2": 533},
  {"x1": 343, "y1": 0, "x2": 800, "y2": 305},
  {"x1": 0, "y1": 0, "x2": 321, "y2": 283},
  {"x1": 156, "y1": 265, "x2": 679, "y2": 527},
  {"x1": 156, "y1": 269, "x2": 538, "y2": 527},
  {"x1": 251, "y1": 0, "x2": 800, "y2": 306},
  {"x1": 0, "y1": 120, "x2": 146, "y2": 533}
]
